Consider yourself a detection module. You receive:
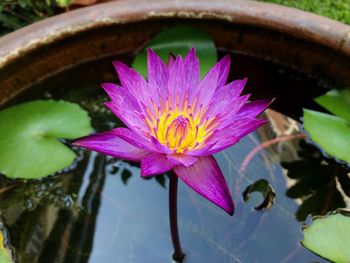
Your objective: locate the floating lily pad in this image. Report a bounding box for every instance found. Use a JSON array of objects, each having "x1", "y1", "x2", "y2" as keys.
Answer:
[
  {"x1": 0, "y1": 231, "x2": 12, "y2": 263},
  {"x1": 0, "y1": 100, "x2": 92, "y2": 179},
  {"x1": 242, "y1": 179, "x2": 275, "y2": 211},
  {"x1": 132, "y1": 25, "x2": 217, "y2": 78},
  {"x1": 302, "y1": 212, "x2": 350, "y2": 263},
  {"x1": 303, "y1": 109, "x2": 350, "y2": 164},
  {"x1": 56, "y1": 0, "x2": 72, "y2": 7},
  {"x1": 315, "y1": 89, "x2": 350, "y2": 122}
]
